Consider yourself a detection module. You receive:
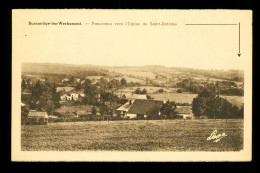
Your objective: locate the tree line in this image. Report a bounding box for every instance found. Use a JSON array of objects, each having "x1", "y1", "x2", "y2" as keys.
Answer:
[
  {"x1": 192, "y1": 89, "x2": 244, "y2": 119},
  {"x1": 176, "y1": 79, "x2": 244, "y2": 96}
]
